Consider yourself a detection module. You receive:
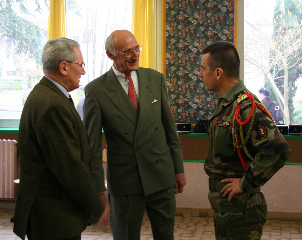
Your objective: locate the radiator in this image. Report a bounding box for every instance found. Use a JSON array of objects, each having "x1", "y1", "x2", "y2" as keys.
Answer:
[{"x1": 0, "y1": 139, "x2": 18, "y2": 199}]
